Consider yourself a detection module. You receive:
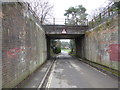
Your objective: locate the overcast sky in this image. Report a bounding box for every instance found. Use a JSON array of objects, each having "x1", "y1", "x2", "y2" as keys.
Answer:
[{"x1": 49, "y1": 0, "x2": 110, "y2": 19}]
